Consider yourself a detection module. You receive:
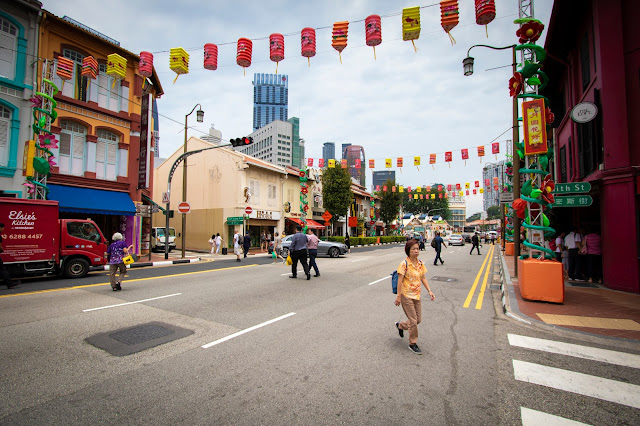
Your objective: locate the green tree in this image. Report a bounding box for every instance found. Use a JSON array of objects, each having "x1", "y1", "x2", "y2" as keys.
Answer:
[
  {"x1": 376, "y1": 179, "x2": 401, "y2": 227},
  {"x1": 400, "y1": 183, "x2": 451, "y2": 220},
  {"x1": 467, "y1": 212, "x2": 481, "y2": 222},
  {"x1": 487, "y1": 205, "x2": 501, "y2": 219},
  {"x1": 322, "y1": 167, "x2": 352, "y2": 230}
]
